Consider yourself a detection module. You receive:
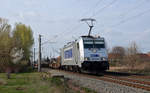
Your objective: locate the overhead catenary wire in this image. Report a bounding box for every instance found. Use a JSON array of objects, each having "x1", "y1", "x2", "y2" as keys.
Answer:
[
  {"x1": 118, "y1": 0, "x2": 148, "y2": 18},
  {"x1": 66, "y1": 2, "x2": 149, "y2": 54},
  {"x1": 42, "y1": 39, "x2": 56, "y2": 45},
  {"x1": 40, "y1": 0, "x2": 147, "y2": 45},
  {"x1": 111, "y1": 8, "x2": 150, "y2": 28},
  {"x1": 91, "y1": 0, "x2": 117, "y2": 18},
  {"x1": 42, "y1": 0, "x2": 105, "y2": 45},
  {"x1": 56, "y1": 0, "x2": 105, "y2": 35},
  {"x1": 43, "y1": 0, "x2": 147, "y2": 45},
  {"x1": 81, "y1": 0, "x2": 104, "y2": 18},
  {"x1": 42, "y1": 0, "x2": 150, "y2": 55},
  {"x1": 91, "y1": 0, "x2": 103, "y2": 18},
  {"x1": 38, "y1": 0, "x2": 150, "y2": 58},
  {"x1": 35, "y1": 0, "x2": 108, "y2": 58},
  {"x1": 55, "y1": 0, "x2": 103, "y2": 37},
  {"x1": 94, "y1": 0, "x2": 149, "y2": 29},
  {"x1": 55, "y1": 0, "x2": 106, "y2": 40},
  {"x1": 70, "y1": 0, "x2": 117, "y2": 37},
  {"x1": 60, "y1": 1, "x2": 150, "y2": 56}
]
